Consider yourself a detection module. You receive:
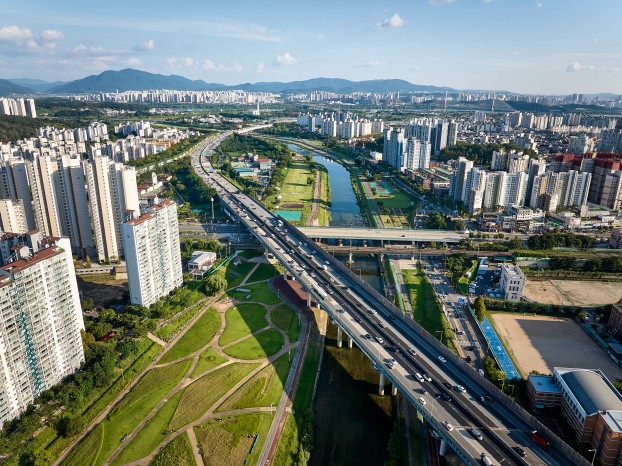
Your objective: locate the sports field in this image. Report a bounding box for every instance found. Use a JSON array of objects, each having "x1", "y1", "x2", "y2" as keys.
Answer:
[{"x1": 523, "y1": 279, "x2": 622, "y2": 306}]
